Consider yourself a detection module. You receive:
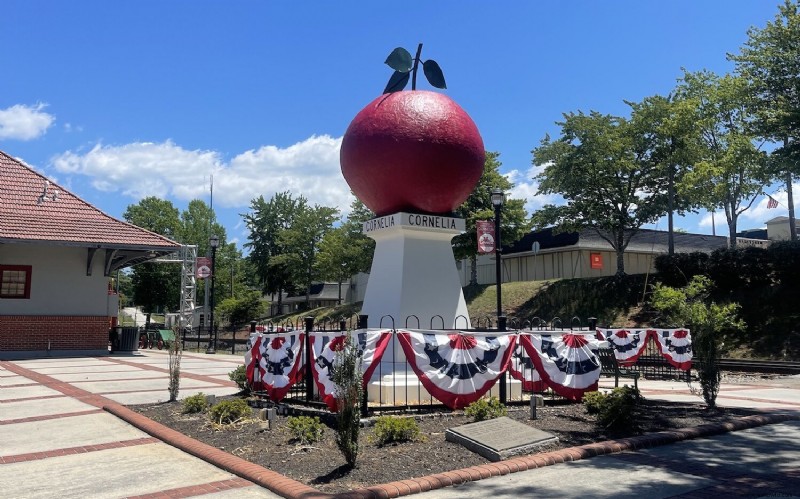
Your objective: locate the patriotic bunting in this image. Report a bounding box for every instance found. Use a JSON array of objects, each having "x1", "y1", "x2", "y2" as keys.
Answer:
[
  {"x1": 244, "y1": 332, "x2": 305, "y2": 402},
  {"x1": 601, "y1": 328, "x2": 693, "y2": 371},
  {"x1": 508, "y1": 343, "x2": 548, "y2": 392},
  {"x1": 598, "y1": 329, "x2": 649, "y2": 366},
  {"x1": 520, "y1": 333, "x2": 601, "y2": 401},
  {"x1": 650, "y1": 329, "x2": 693, "y2": 370},
  {"x1": 397, "y1": 330, "x2": 516, "y2": 409},
  {"x1": 310, "y1": 329, "x2": 392, "y2": 411}
]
